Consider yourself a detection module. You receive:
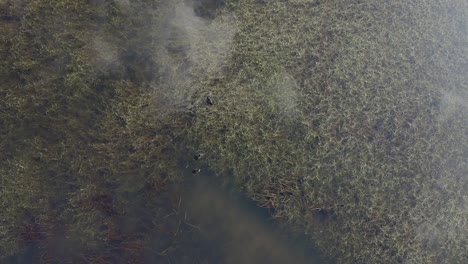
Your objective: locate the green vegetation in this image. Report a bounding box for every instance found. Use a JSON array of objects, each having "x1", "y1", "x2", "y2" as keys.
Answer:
[
  {"x1": 1, "y1": 0, "x2": 467, "y2": 263},
  {"x1": 0, "y1": 0, "x2": 194, "y2": 262}
]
